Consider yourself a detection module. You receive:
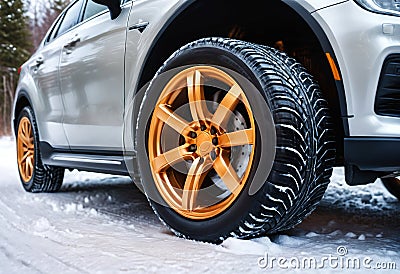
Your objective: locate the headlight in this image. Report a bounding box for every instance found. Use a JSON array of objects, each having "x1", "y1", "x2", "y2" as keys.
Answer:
[{"x1": 354, "y1": 0, "x2": 400, "y2": 16}]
